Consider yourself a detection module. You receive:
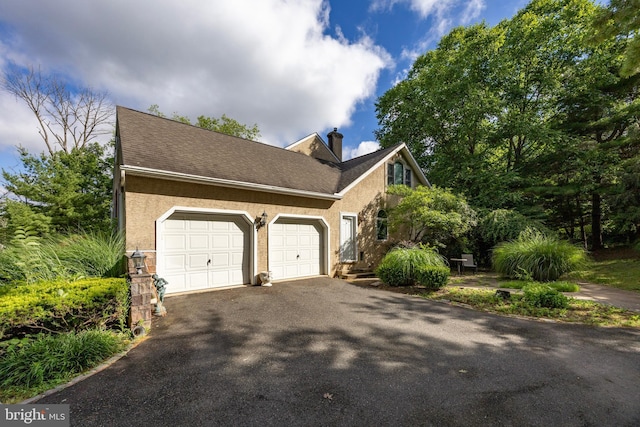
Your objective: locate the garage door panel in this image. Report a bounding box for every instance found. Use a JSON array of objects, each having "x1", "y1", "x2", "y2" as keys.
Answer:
[
  {"x1": 188, "y1": 253, "x2": 209, "y2": 269},
  {"x1": 211, "y1": 252, "x2": 230, "y2": 267},
  {"x1": 231, "y1": 235, "x2": 245, "y2": 248},
  {"x1": 165, "y1": 235, "x2": 186, "y2": 251},
  {"x1": 188, "y1": 235, "x2": 208, "y2": 249},
  {"x1": 164, "y1": 273, "x2": 187, "y2": 292},
  {"x1": 211, "y1": 271, "x2": 230, "y2": 286},
  {"x1": 165, "y1": 220, "x2": 186, "y2": 230},
  {"x1": 165, "y1": 254, "x2": 187, "y2": 271},
  {"x1": 231, "y1": 252, "x2": 244, "y2": 266},
  {"x1": 161, "y1": 214, "x2": 250, "y2": 294},
  {"x1": 212, "y1": 235, "x2": 230, "y2": 249},
  {"x1": 189, "y1": 271, "x2": 208, "y2": 285},
  {"x1": 189, "y1": 220, "x2": 209, "y2": 231},
  {"x1": 270, "y1": 219, "x2": 323, "y2": 280}
]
